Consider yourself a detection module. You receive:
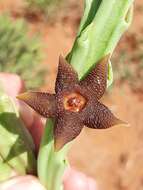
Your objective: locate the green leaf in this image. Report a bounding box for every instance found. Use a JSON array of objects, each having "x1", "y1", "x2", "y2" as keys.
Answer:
[
  {"x1": 0, "y1": 91, "x2": 36, "y2": 180},
  {"x1": 0, "y1": 155, "x2": 14, "y2": 182}
]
